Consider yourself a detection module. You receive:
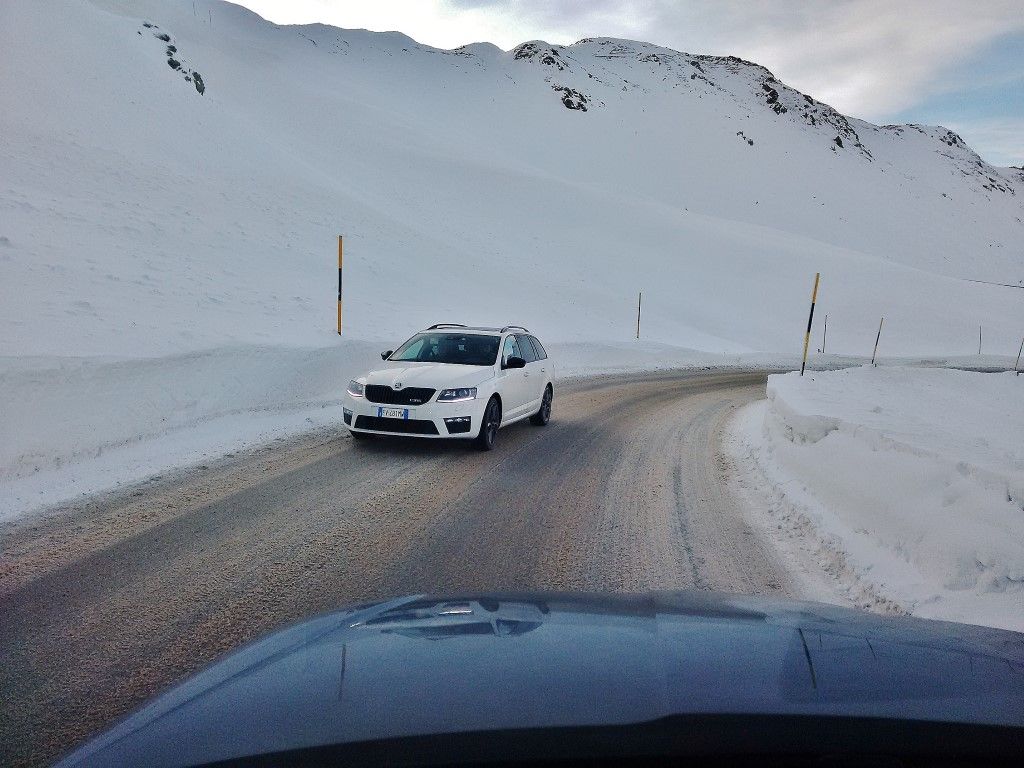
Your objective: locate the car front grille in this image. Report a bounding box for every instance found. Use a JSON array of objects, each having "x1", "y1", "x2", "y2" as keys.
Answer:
[
  {"x1": 364, "y1": 385, "x2": 436, "y2": 406},
  {"x1": 354, "y1": 416, "x2": 439, "y2": 435}
]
